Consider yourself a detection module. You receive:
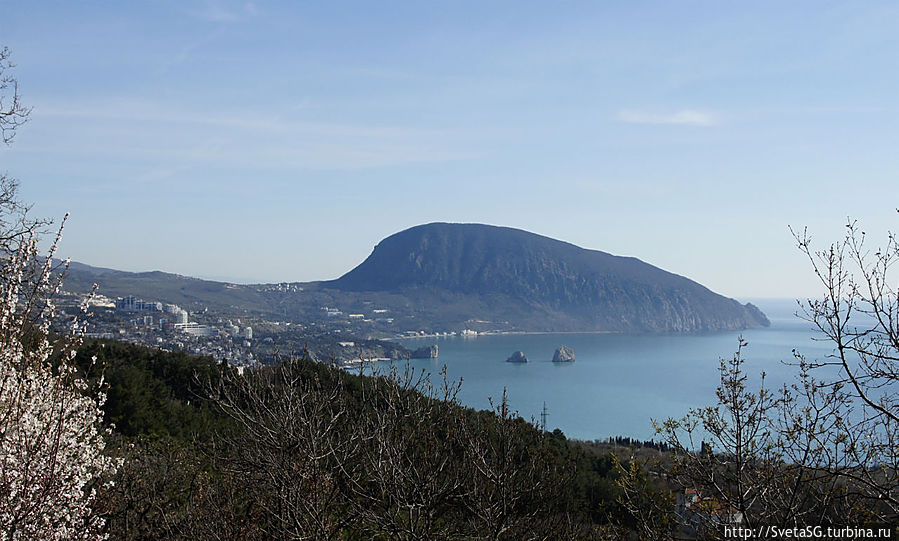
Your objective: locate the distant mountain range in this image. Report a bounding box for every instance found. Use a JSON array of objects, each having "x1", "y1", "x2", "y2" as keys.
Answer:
[{"x1": 63, "y1": 223, "x2": 768, "y2": 334}]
